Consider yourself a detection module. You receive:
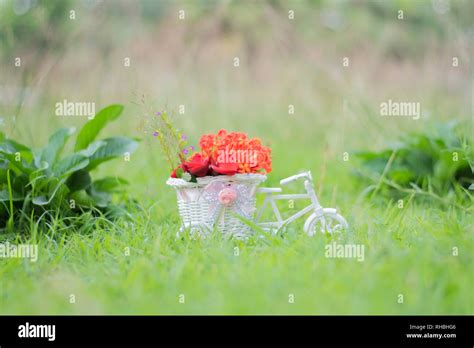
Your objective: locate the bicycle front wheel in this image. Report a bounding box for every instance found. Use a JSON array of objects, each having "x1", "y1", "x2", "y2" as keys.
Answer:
[{"x1": 303, "y1": 209, "x2": 348, "y2": 236}]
